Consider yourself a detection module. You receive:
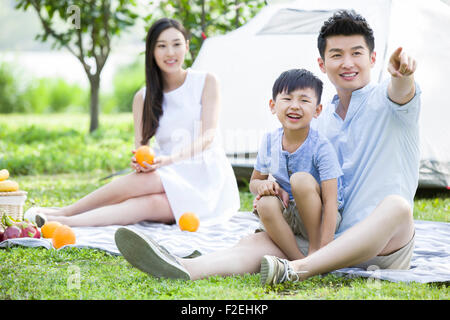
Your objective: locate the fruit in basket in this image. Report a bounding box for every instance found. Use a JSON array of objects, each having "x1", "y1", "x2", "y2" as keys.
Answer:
[
  {"x1": 41, "y1": 221, "x2": 63, "y2": 239},
  {"x1": 0, "y1": 180, "x2": 19, "y2": 192},
  {"x1": 0, "y1": 169, "x2": 9, "y2": 181},
  {"x1": 135, "y1": 146, "x2": 155, "y2": 167},
  {"x1": 52, "y1": 225, "x2": 76, "y2": 249}
]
